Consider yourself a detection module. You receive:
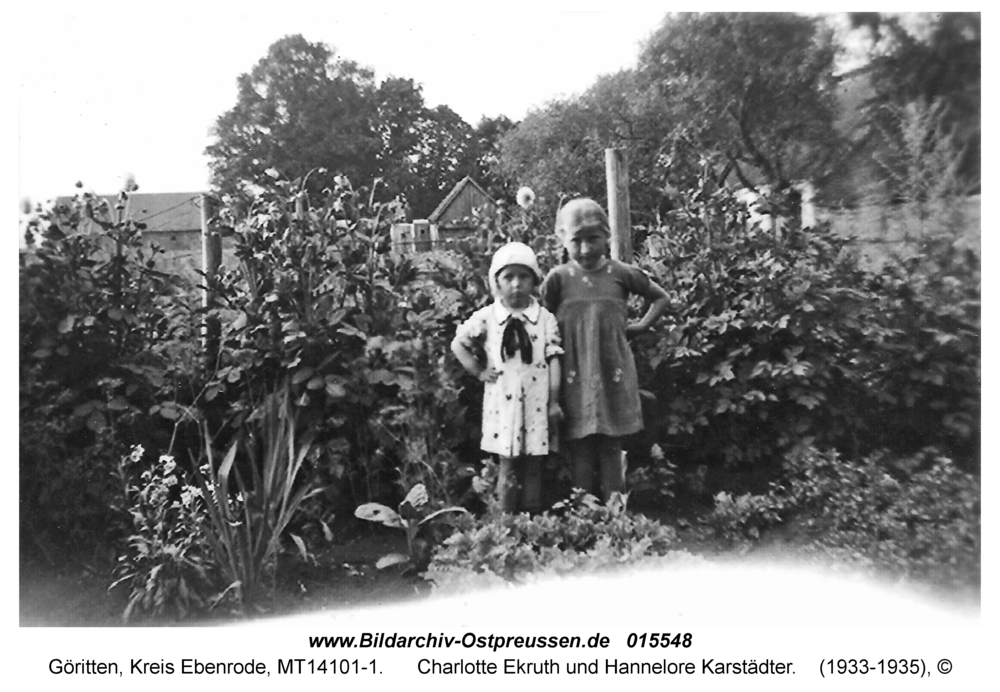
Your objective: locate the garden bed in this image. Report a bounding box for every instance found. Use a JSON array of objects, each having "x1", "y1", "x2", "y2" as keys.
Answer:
[
  {"x1": 20, "y1": 485, "x2": 980, "y2": 627},
  {"x1": 20, "y1": 525, "x2": 426, "y2": 627}
]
